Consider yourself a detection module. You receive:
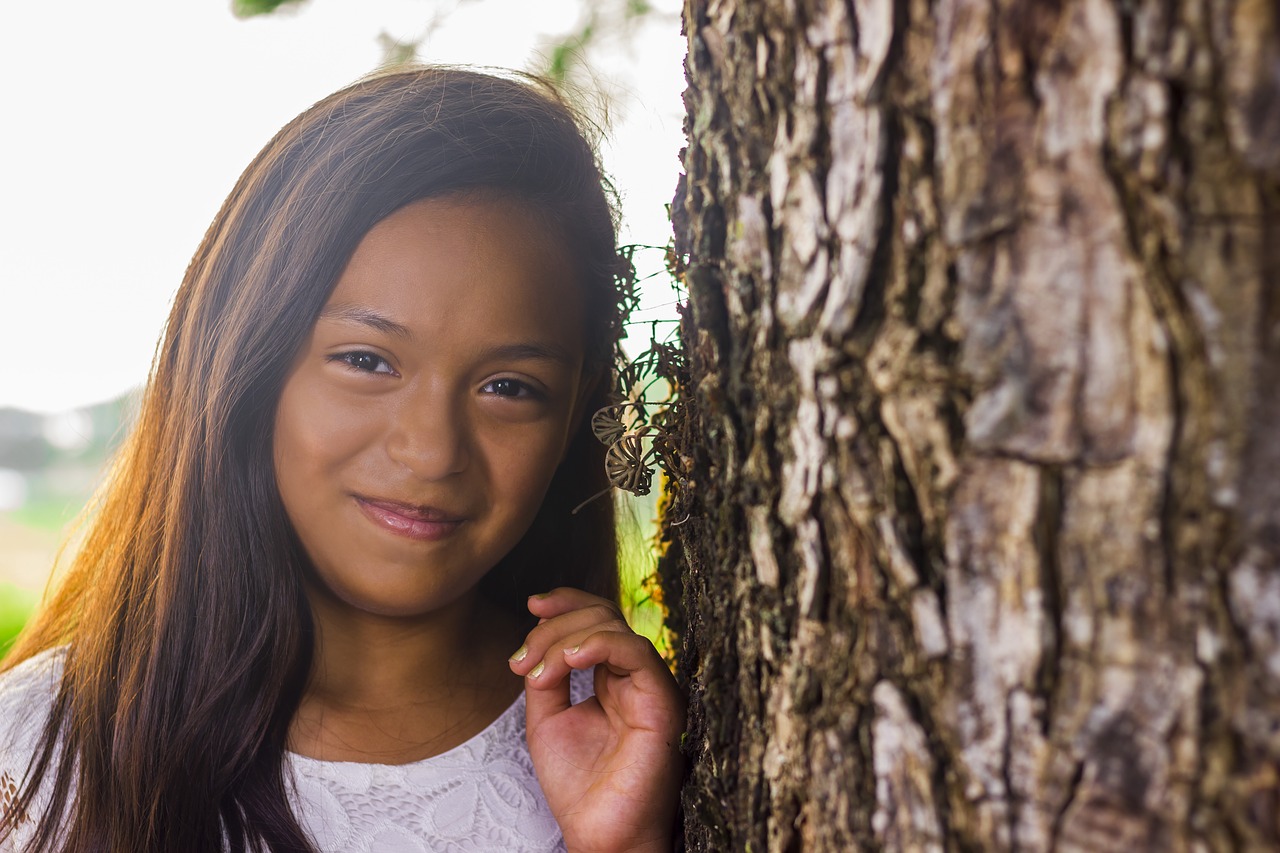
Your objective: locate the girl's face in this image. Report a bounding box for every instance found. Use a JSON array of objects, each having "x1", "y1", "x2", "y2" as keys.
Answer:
[{"x1": 273, "y1": 195, "x2": 588, "y2": 619}]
